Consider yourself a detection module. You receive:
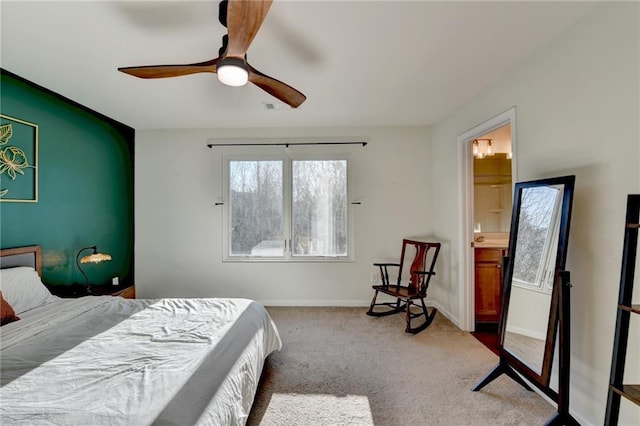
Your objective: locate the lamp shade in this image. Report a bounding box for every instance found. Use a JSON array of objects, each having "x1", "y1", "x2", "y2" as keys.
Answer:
[{"x1": 80, "y1": 252, "x2": 112, "y2": 264}]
